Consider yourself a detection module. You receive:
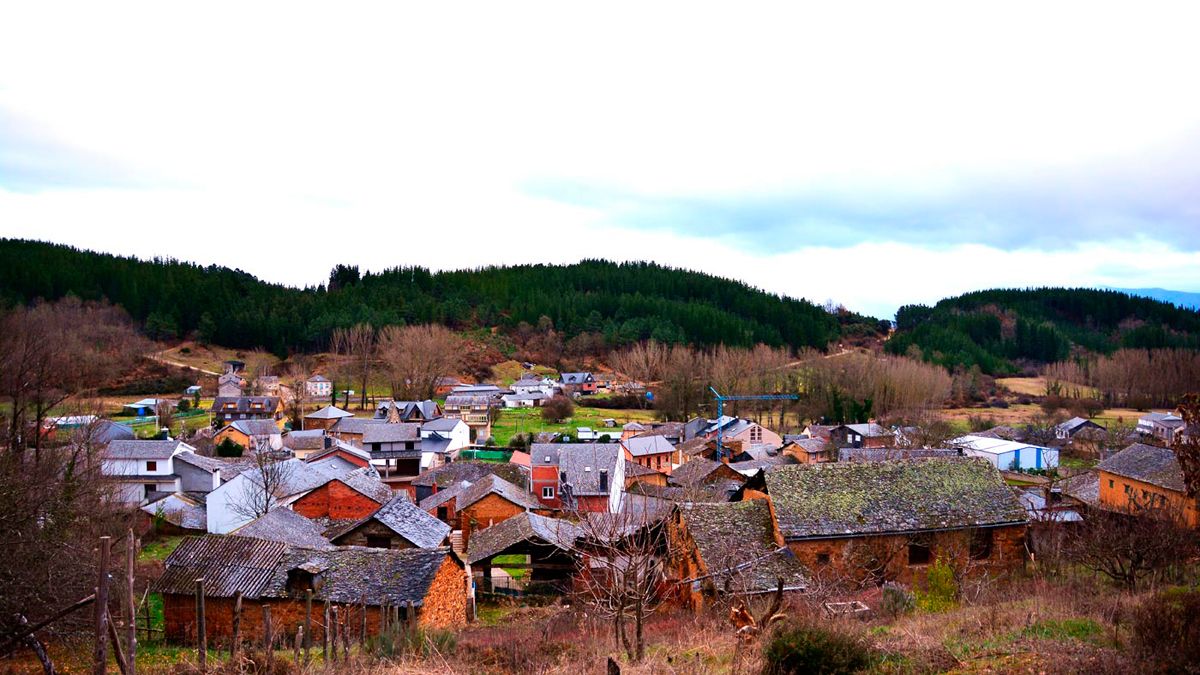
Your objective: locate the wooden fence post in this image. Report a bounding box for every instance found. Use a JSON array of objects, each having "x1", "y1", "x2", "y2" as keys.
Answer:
[
  {"x1": 330, "y1": 606, "x2": 339, "y2": 663},
  {"x1": 195, "y1": 579, "x2": 206, "y2": 673},
  {"x1": 94, "y1": 536, "x2": 111, "y2": 675},
  {"x1": 341, "y1": 608, "x2": 350, "y2": 660},
  {"x1": 359, "y1": 595, "x2": 367, "y2": 644},
  {"x1": 304, "y1": 589, "x2": 313, "y2": 664},
  {"x1": 293, "y1": 626, "x2": 302, "y2": 665},
  {"x1": 322, "y1": 600, "x2": 330, "y2": 663},
  {"x1": 262, "y1": 605, "x2": 273, "y2": 674},
  {"x1": 230, "y1": 591, "x2": 242, "y2": 661},
  {"x1": 127, "y1": 533, "x2": 137, "y2": 675}
]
